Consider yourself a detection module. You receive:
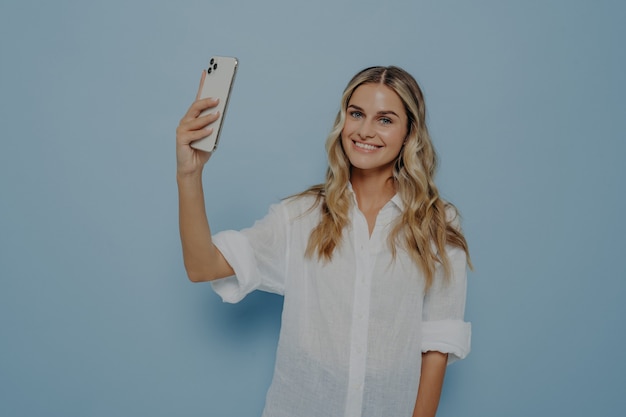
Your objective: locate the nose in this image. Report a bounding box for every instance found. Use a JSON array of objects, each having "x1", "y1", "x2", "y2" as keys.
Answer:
[{"x1": 356, "y1": 119, "x2": 376, "y2": 140}]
